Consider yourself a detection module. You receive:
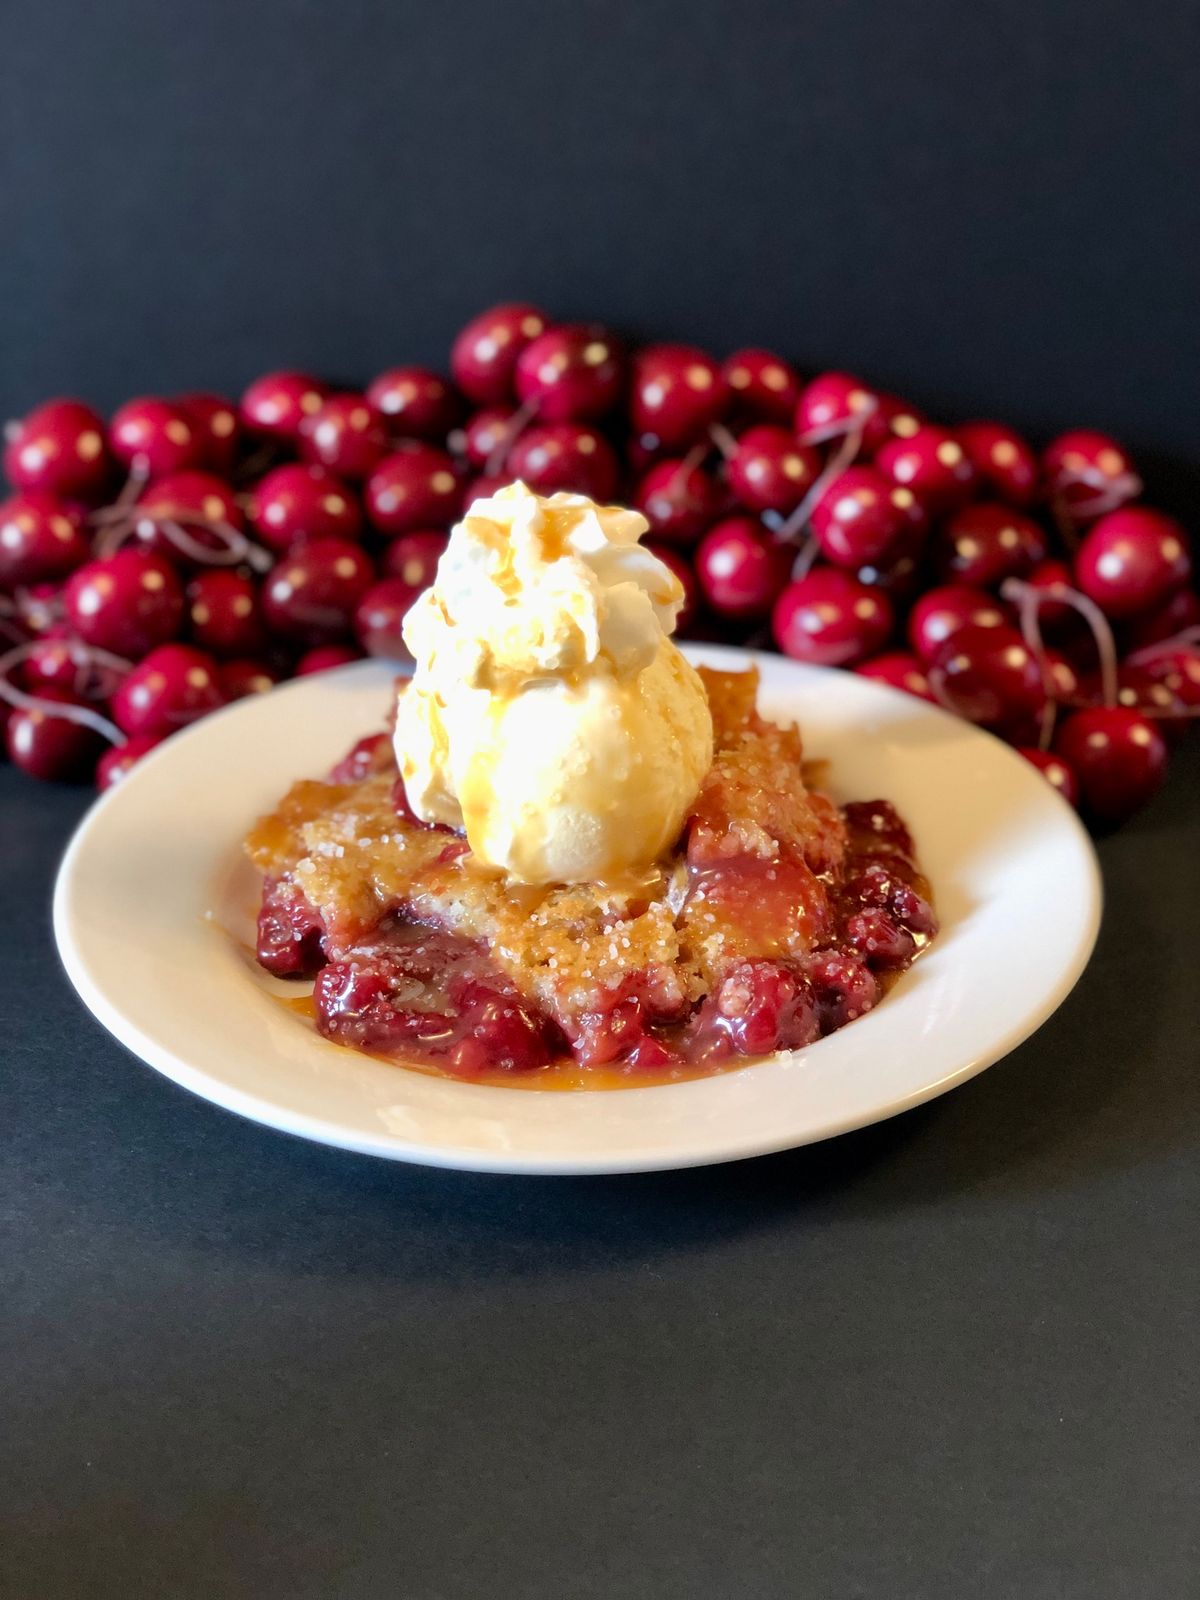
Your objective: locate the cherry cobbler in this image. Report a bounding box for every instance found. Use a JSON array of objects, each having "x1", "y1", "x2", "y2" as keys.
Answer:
[{"x1": 246, "y1": 664, "x2": 937, "y2": 1088}]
